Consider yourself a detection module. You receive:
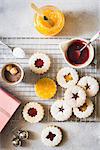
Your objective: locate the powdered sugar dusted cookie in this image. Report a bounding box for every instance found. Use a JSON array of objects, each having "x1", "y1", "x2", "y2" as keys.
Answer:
[
  {"x1": 57, "y1": 67, "x2": 79, "y2": 88},
  {"x1": 29, "y1": 53, "x2": 51, "y2": 74},
  {"x1": 41, "y1": 126, "x2": 62, "y2": 147},
  {"x1": 78, "y1": 76, "x2": 99, "y2": 97},
  {"x1": 64, "y1": 85, "x2": 86, "y2": 108},
  {"x1": 50, "y1": 100, "x2": 72, "y2": 121},
  {"x1": 73, "y1": 98, "x2": 94, "y2": 119},
  {"x1": 22, "y1": 102, "x2": 44, "y2": 123}
]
